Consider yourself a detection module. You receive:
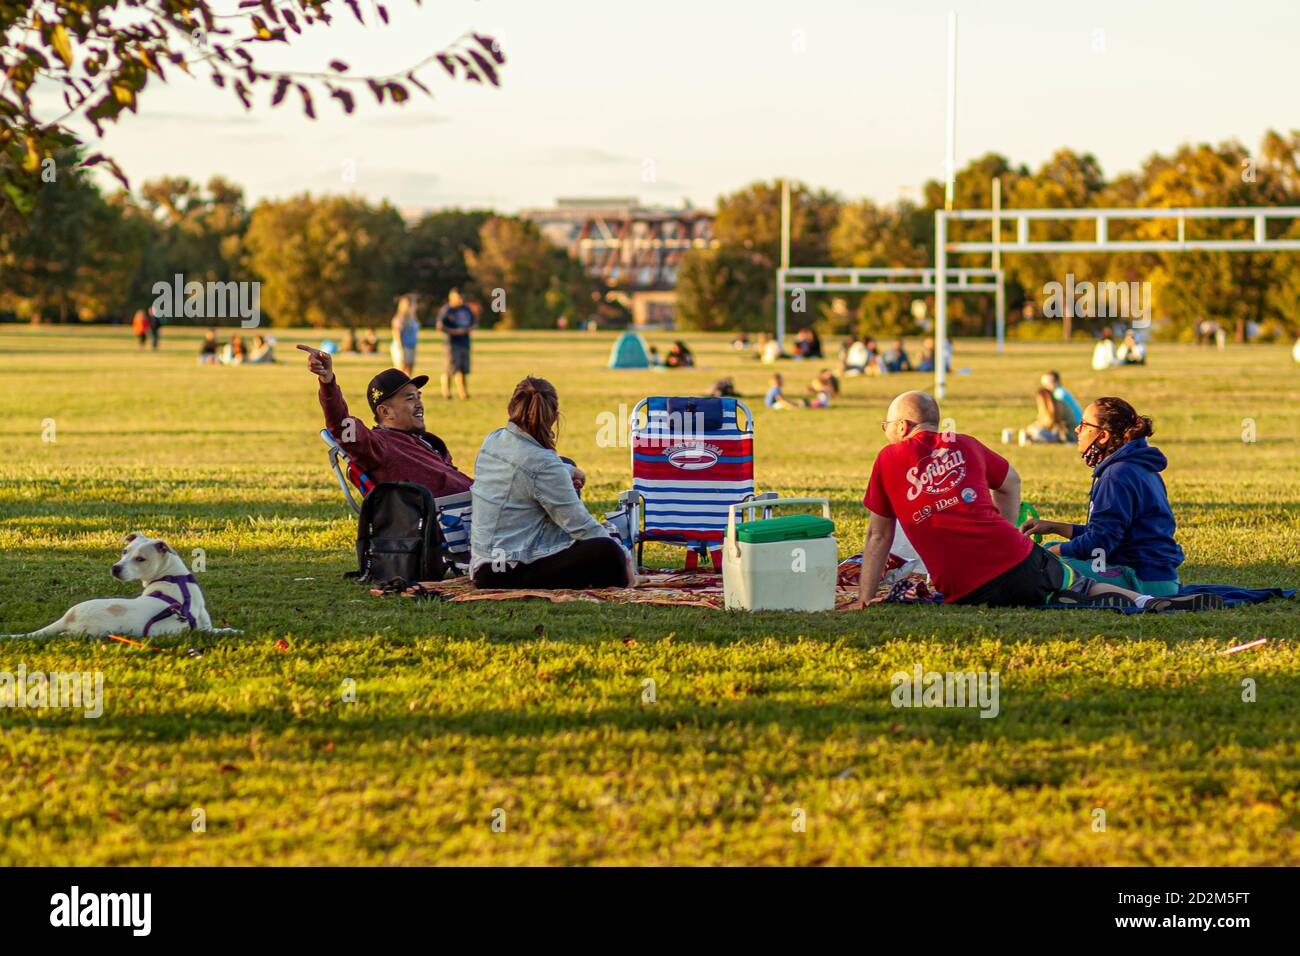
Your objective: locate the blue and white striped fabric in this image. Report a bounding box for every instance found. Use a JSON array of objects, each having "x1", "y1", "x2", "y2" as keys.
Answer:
[
  {"x1": 631, "y1": 397, "x2": 754, "y2": 543},
  {"x1": 434, "y1": 490, "x2": 473, "y2": 558}
]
